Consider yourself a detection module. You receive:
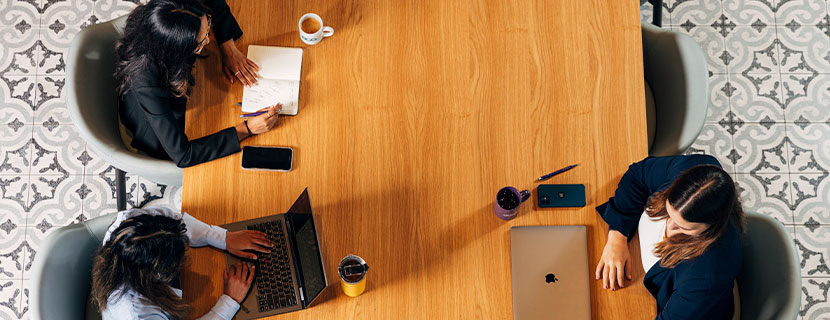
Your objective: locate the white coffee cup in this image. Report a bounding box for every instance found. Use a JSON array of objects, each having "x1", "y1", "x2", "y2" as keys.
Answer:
[{"x1": 298, "y1": 13, "x2": 334, "y2": 45}]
